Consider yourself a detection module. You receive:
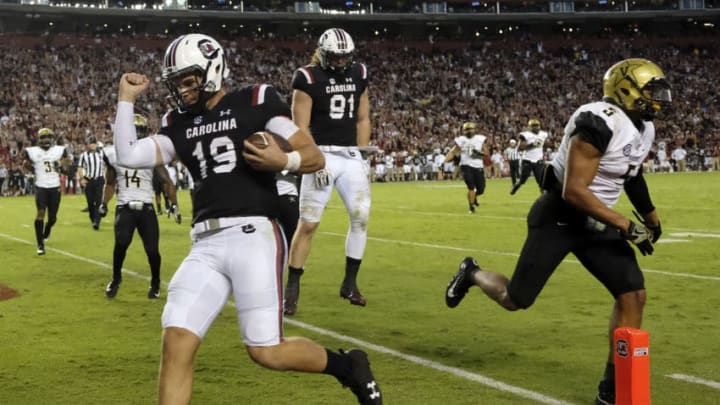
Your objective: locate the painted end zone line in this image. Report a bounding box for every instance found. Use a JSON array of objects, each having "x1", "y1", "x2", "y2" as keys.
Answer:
[
  {"x1": 666, "y1": 374, "x2": 720, "y2": 390},
  {"x1": 1, "y1": 231, "x2": 574, "y2": 405}
]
